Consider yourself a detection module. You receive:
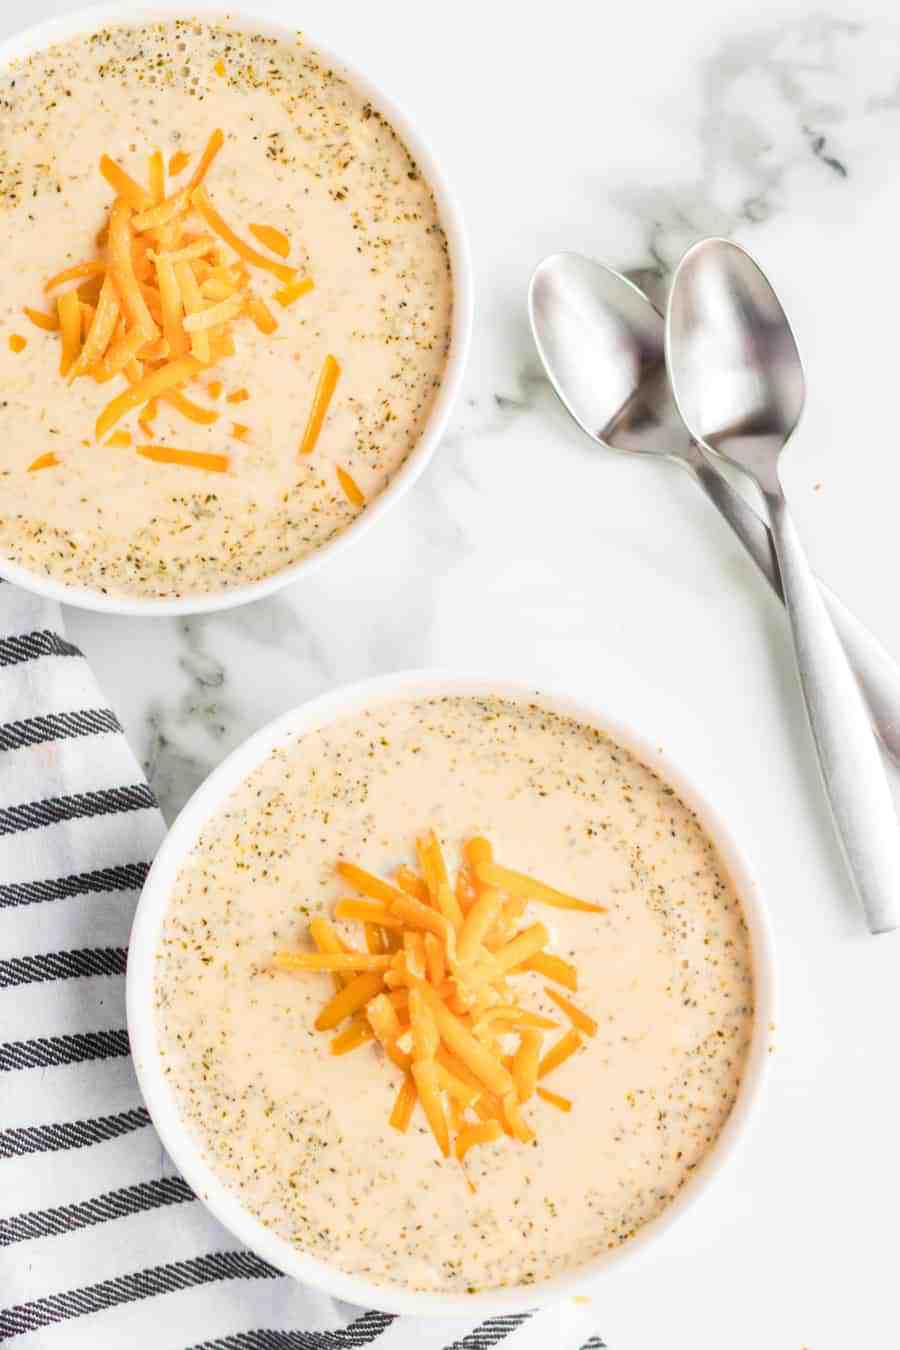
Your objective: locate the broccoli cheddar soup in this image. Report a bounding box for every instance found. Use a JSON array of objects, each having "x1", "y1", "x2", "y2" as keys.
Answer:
[
  {"x1": 0, "y1": 19, "x2": 452, "y2": 598},
  {"x1": 154, "y1": 695, "x2": 755, "y2": 1294}
]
